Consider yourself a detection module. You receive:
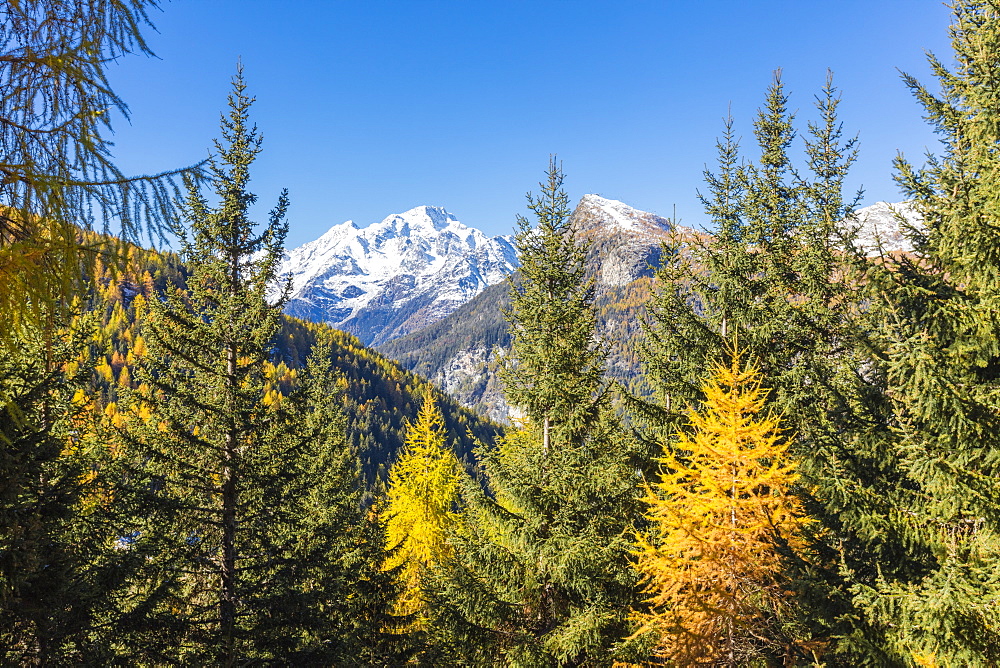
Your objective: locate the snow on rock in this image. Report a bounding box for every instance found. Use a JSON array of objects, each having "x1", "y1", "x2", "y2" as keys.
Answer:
[
  {"x1": 570, "y1": 194, "x2": 676, "y2": 286},
  {"x1": 847, "y1": 201, "x2": 921, "y2": 256},
  {"x1": 278, "y1": 206, "x2": 518, "y2": 346},
  {"x1": 573, "y1": 194, "x2": 674, "y2": 236}
]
